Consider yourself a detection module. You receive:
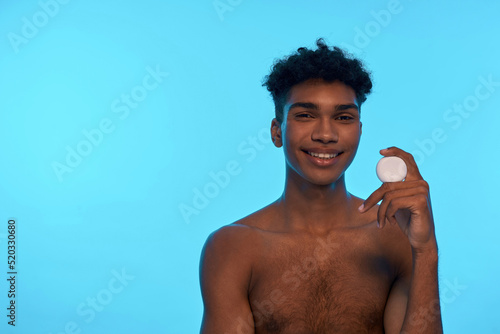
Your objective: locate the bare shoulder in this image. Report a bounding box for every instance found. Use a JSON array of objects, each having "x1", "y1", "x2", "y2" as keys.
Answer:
[
  {"x1": 201, "y1": 223, "x2": 258, "y2": 272},
  {"x1": 203, "y1": 202, "x2": 276, "y2": 249},
  {"x1": 353, "y1": 194, "x2": 412, "y2": 272},
  {"x1": 199, "y1": 208, "x2": 276, "y2": 332},
  {"x1": 200, "y1": 203, "x2": 277, "y2": 273},
  {"x1": 204, "y1": 222, "x2": 256, "y2": 248}
]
